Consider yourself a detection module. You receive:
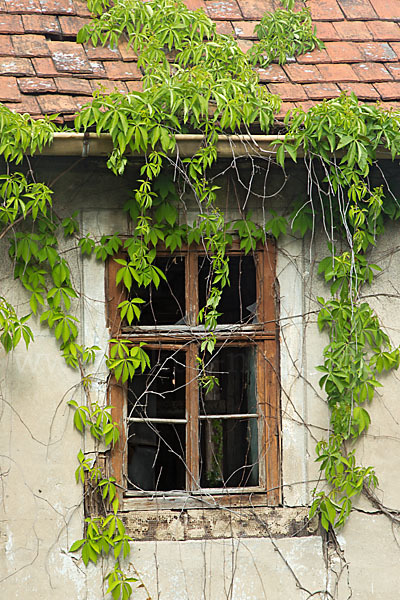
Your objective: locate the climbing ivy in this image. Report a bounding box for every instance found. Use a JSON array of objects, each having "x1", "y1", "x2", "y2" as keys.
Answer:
[
  {"x1": 275, "y1": 94, "x2": 400, "y2": 528},
  {"x1": 1, "y1": 0, "x2": 400, "y2": 597}
]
